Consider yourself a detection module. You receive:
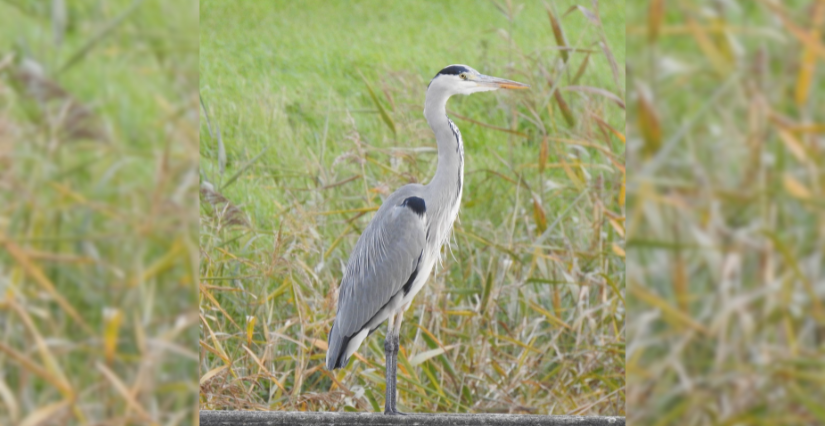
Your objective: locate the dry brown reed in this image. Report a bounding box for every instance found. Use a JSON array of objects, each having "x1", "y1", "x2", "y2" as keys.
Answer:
[
  {"x1": 628, "y1": 1, "x2": 825, "y2": 424},
  {"x1": 0, "y1": 1, "x2": 198, "y2": 424}
]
